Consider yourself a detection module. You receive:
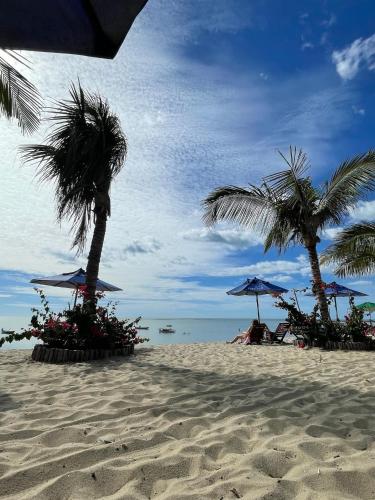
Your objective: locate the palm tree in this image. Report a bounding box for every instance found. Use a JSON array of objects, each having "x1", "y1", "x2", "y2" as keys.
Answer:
[
  {"x1": 0, "y1": 54, "x2": 41, "y2": 133},
  {"x1": 22, "y1": 84, "x2": 127, "y2": 303},
  {"x1": 321, "y1": 221, "x2": 375, "y2": 277},
  {"x1": 202, "y1": 147, "x2": 375, "y2": 324}
]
